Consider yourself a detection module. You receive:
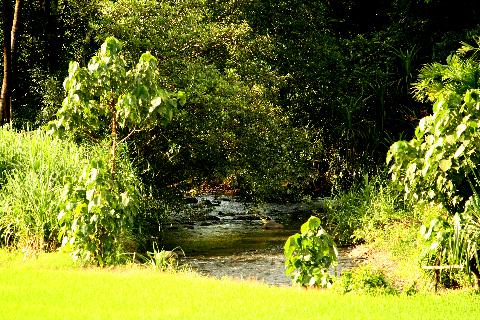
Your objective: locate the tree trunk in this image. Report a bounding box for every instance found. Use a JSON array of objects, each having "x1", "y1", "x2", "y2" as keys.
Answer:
[
  {"x1": 9, "y1": 0, "x2": 22, "y2": 122},
  {"x1": 0, "y1": 0, "x2": 21, "y2": 126},
  {"x1": 1, "y1": 0, "x2": 13, "y2": 125},
  {"x1": 110, "y1": 98, "x2": 118, "y2": 181},
  {"x1": 10, "y1": 0, "x2": 21, "y2": 65}
]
